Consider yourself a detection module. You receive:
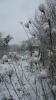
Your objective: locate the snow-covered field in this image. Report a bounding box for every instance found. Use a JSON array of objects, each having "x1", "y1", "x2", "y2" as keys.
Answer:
[{"x1": 0, "y1": 53, "x2": 54, "y2": 100}]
